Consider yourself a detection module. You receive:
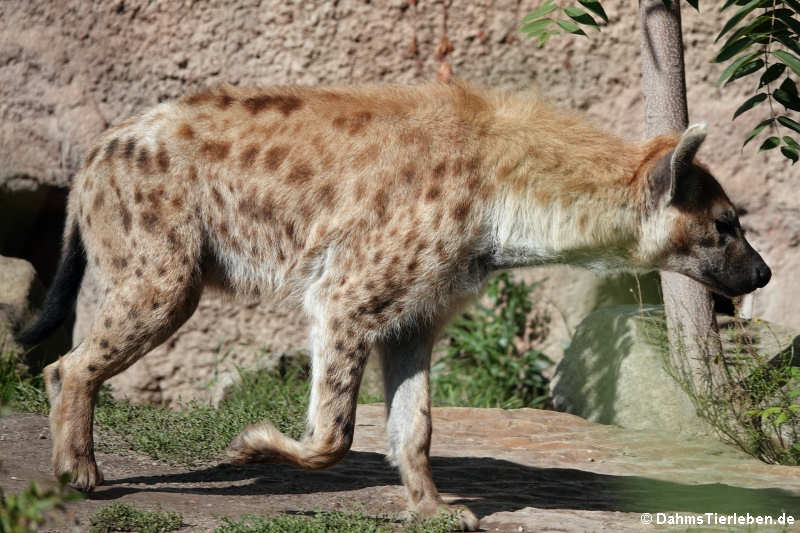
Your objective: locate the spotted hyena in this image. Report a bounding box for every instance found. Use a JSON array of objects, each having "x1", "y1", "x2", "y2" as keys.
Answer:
[{"x1": 18, "y1": 81, "x2": 770, "y2": 530}]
